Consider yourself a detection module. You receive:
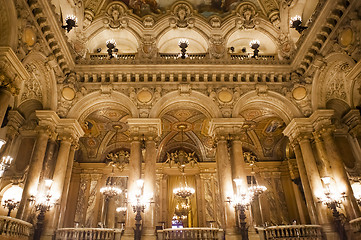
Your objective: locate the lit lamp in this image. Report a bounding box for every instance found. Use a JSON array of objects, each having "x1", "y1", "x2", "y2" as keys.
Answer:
[
  {"x1": 318, "y1": 177, "x2": 347, "y2": 240},
  {"x1": 131, "y1": 179, "x2": 152, "y2": 240},
  {"x1": 178, "y1": 39, "x2": 189, "y2": 59},
  {"x1": 62, "y1": 15, "x2": 78, "y2": 32},
  {"x1": 0, "y1": 156, "x2": 13, "y2": 178},
  {"x1": 1, "y1": 184, "x2": 22, "y2": 216},
  {"x1": 106, "y1": 39, "x2": 118, "y2": 59},
  {"x1": 31, "y1": 179, "x2": 58, "y2": 240},
  {"x1": 290, "y1": 15, "x2": 307, "y2": 34},
  {"x1": 249, "y1": 40, "x2": 260, "y2": 58},
  {"x1": 227, "y1": 178, "x2": 266, "y2": 240}
]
